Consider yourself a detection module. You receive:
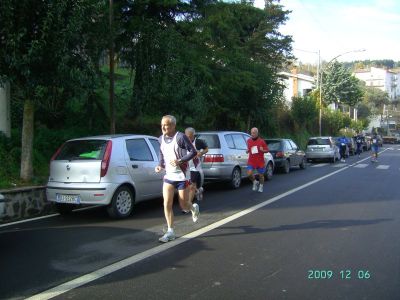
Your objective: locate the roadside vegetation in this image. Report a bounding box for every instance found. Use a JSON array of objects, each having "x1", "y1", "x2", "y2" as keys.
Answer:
[{"x1": 0, "y1": 0, "x2": 392, "y2": 189}]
